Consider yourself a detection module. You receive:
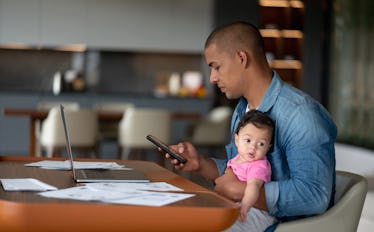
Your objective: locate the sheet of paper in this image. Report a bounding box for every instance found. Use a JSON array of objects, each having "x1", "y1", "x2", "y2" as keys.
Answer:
[
  {"x1": 104, "y1": 192, "x2": 195, "y2": 206},
  {"x1": 1, "y1": 178, "x2": 57, "y2": 191},
  {"x1": 85, "y1": 182, "x2": 184, "y2": 192},
  {"x1": 24, "y1": 160, "x2": 128, "y2": 170},
  {"x1": 39, "y1": 183, "x2": 195, "y2": 206},
  {"x1": 39, "y1": 186, "x2": 145, "y2": 201}
]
